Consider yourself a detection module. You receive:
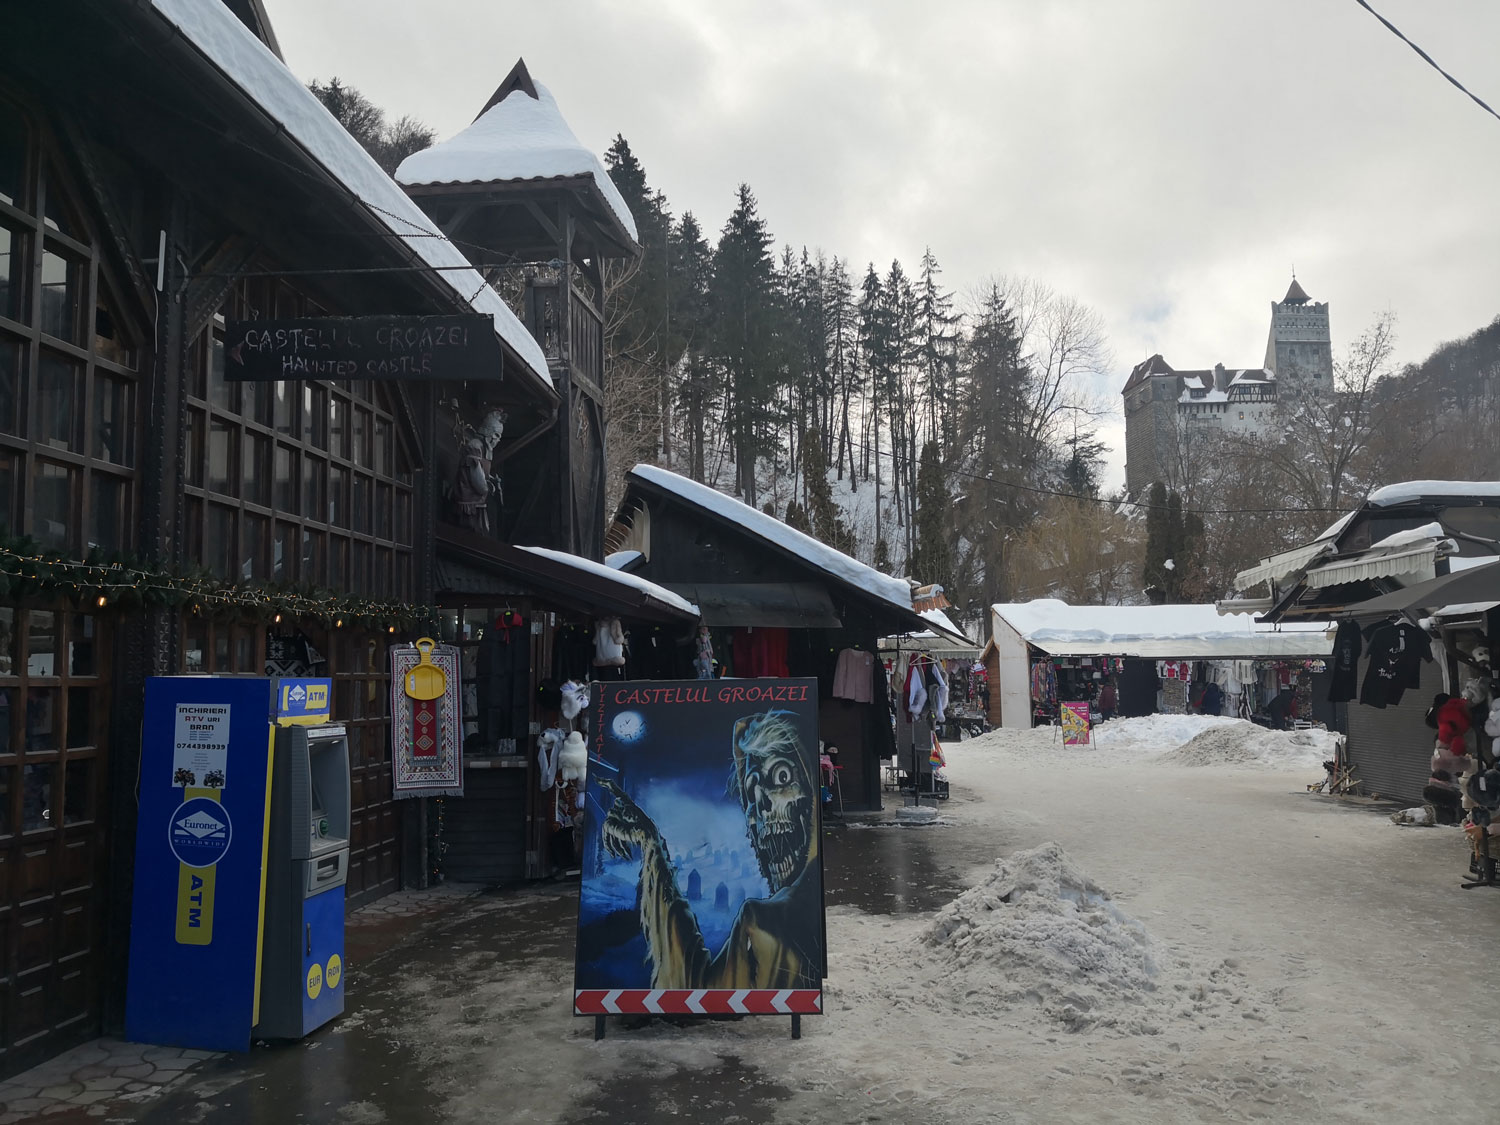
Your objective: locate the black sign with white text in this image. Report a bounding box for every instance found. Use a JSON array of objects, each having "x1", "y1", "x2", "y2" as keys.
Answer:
[{"x1": 224, "y1": 315, "x2": 502, "y2": 382}]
